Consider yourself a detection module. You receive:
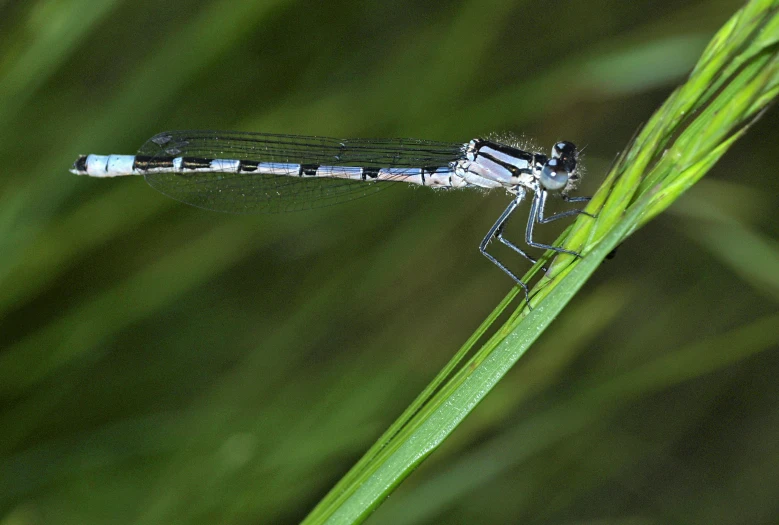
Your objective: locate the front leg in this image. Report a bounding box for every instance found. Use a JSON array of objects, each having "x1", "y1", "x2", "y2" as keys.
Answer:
[
  {"x1": 525, "y1": 190, "x2": 582, "y2": 256},
  {"x1": 537, "y1": 190, "x2": 595, "y2": 224}
]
